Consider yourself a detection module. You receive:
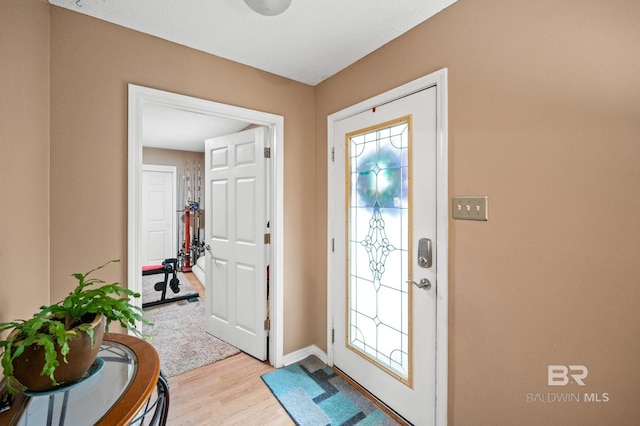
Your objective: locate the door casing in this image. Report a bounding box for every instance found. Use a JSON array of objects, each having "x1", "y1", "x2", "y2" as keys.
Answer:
[
  {"x1": 128, "y1": 84, "x2": 285, "y2": 367},
  {"x1": 327, "y1": 69, "x2": 448, "y2": 424}
]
